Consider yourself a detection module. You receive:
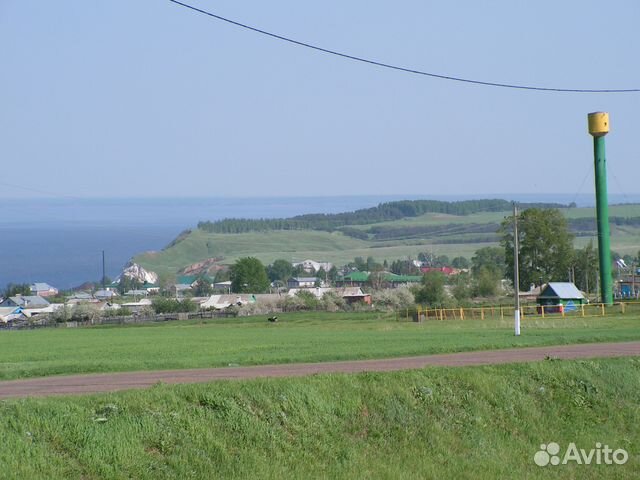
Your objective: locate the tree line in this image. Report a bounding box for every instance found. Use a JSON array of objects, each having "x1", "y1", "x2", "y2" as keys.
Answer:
[{"x1": 197, "y1": 199, "x2": 566, "y2": 234}]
